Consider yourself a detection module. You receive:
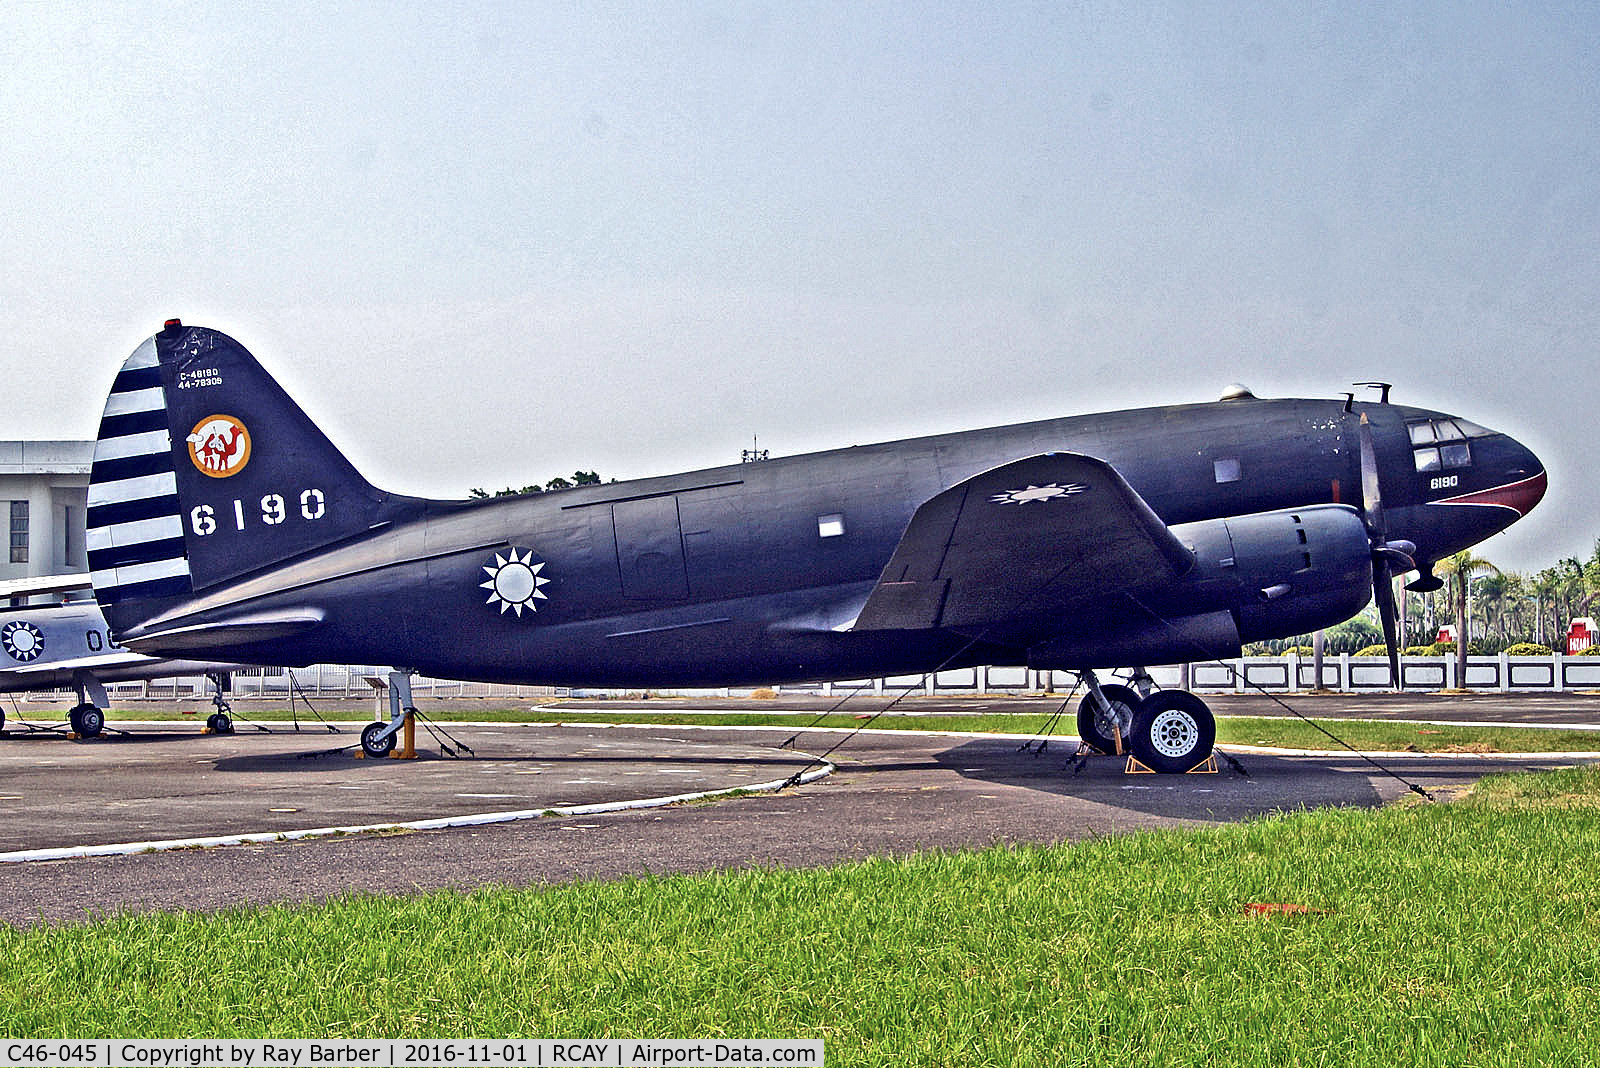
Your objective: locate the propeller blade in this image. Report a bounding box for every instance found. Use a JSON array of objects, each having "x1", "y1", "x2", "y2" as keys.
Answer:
[
  {"x1": 1373, "y1": 562, "x2": 1403, "y2": 691},
  {"x1": 1357, "y1": 412, "x2": 1384, "y2": 539}
]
